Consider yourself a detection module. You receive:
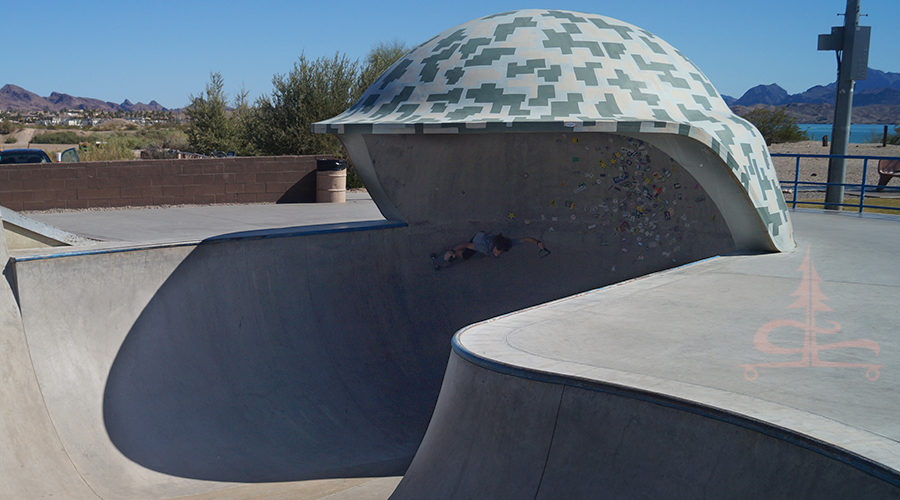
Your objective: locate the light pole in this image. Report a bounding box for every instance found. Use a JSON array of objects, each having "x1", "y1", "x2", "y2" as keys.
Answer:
[{"x1": 818, "y1": 0, "x2": 870, "y2": 210}]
